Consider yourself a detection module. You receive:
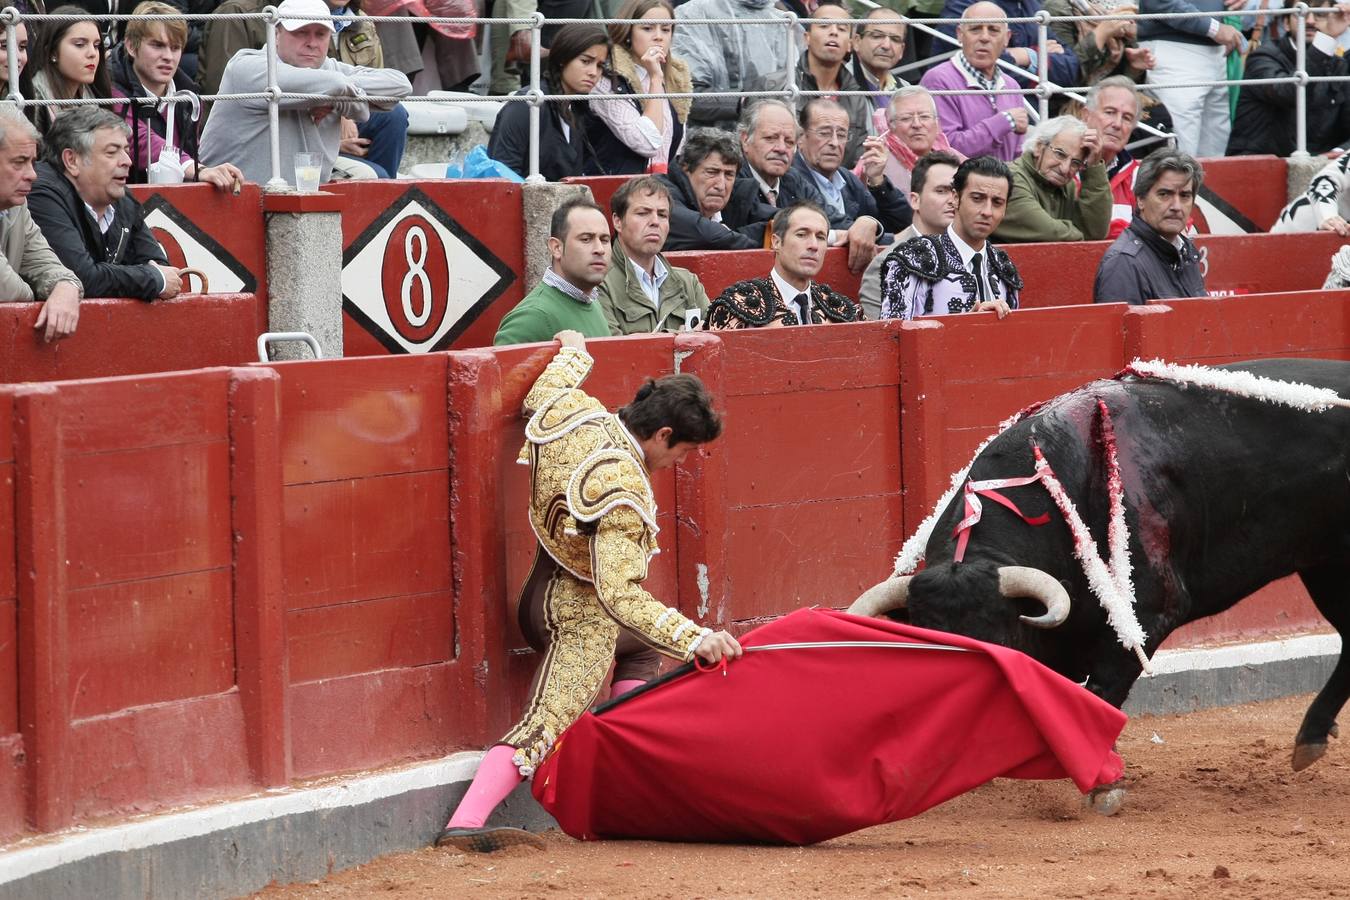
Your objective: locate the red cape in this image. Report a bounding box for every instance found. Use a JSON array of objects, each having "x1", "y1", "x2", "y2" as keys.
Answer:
[{"x1": 532, "y1": 608, "x2": 1126, "y2": 845}]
